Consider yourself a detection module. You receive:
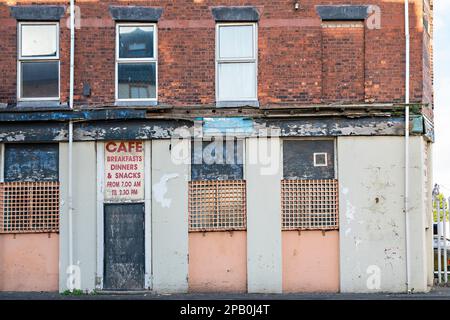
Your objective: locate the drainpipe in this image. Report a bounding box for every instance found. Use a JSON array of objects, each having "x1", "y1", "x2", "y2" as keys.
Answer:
[
  {"x1": 68, "y1": 0, "x2": 75, "y2": 291},
  {"x1": 404, "y1": 0, "x2": 411, "y2": 293}
]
